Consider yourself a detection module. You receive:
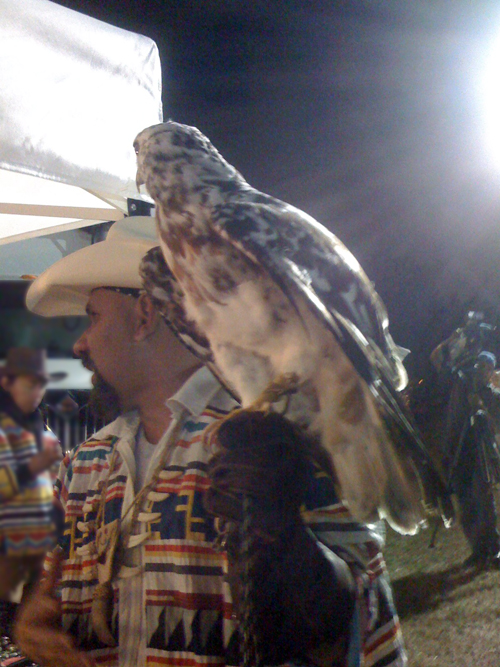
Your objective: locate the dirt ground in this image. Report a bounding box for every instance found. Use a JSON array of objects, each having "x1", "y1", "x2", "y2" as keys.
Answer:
[{"x1": 385, "y1": 516, "x2": 500, "y2": 667}]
